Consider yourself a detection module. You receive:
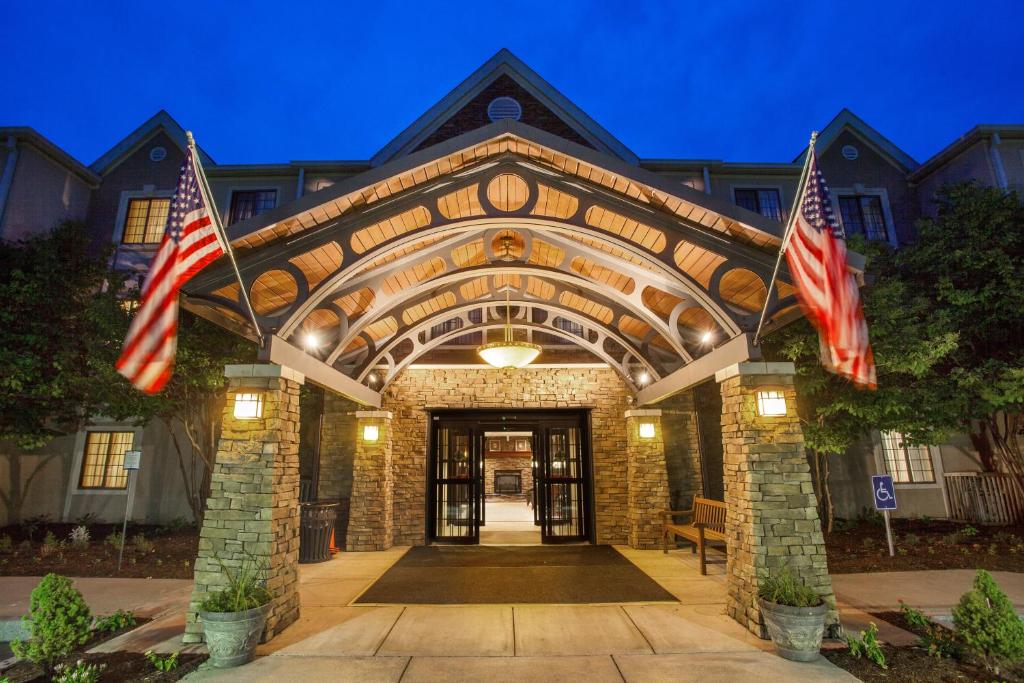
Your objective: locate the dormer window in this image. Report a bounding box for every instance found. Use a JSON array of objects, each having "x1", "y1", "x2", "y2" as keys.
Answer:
[
  {"x1": 122, "y1": 197, "x2": 170, "y2": 244},
  {"x1": 838, "y1": 194, "x2": 888, "y2": 241}
]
